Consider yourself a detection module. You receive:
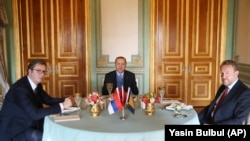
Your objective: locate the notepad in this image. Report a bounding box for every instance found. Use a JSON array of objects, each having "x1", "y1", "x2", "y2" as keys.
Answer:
[
  {"x1": 62, "y1": 107, "x2": 80, "y2": 113},
  {"x1": 53, "y1": 114, "x2": 80, "y2": 122}
]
